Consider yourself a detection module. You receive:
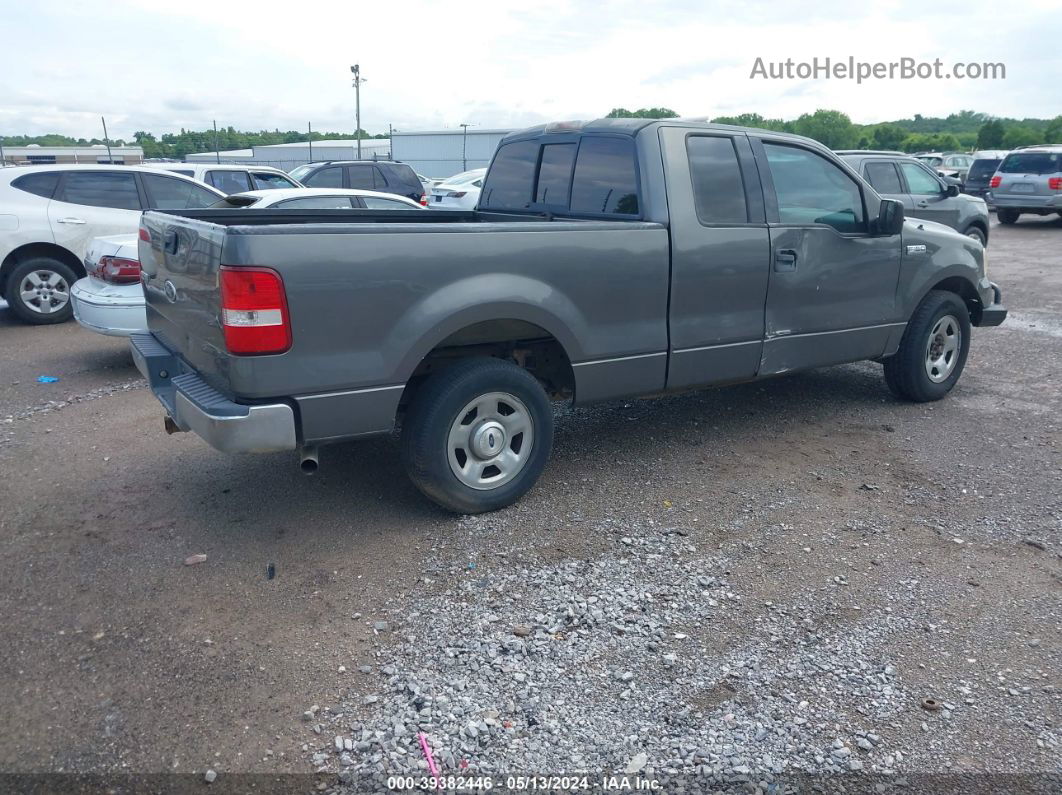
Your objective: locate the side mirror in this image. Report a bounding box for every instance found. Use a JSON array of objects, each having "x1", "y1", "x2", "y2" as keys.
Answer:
[
  {"x1": 876, "y1": 199, "x2": 905, "y2": 236},
  {"x1": 945, "y1": 183, "x2": 960, "y2": 197}
]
